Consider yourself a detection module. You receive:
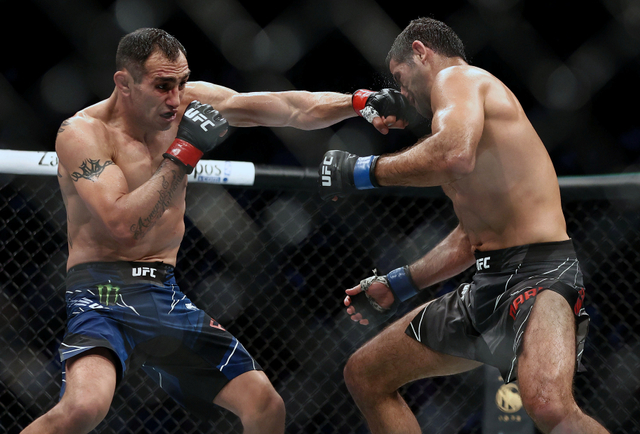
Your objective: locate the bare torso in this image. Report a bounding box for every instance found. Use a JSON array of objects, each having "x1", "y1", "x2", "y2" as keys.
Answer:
[
  {"x1": 56, "y1": 80, "x2": 355, "y2": 270},
  {"x1": 439, "y1": 67, "x2": 568, "y2": 251},
  {"x1": 57, "y1": 100, "x2": 187, "y2": 269}
]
